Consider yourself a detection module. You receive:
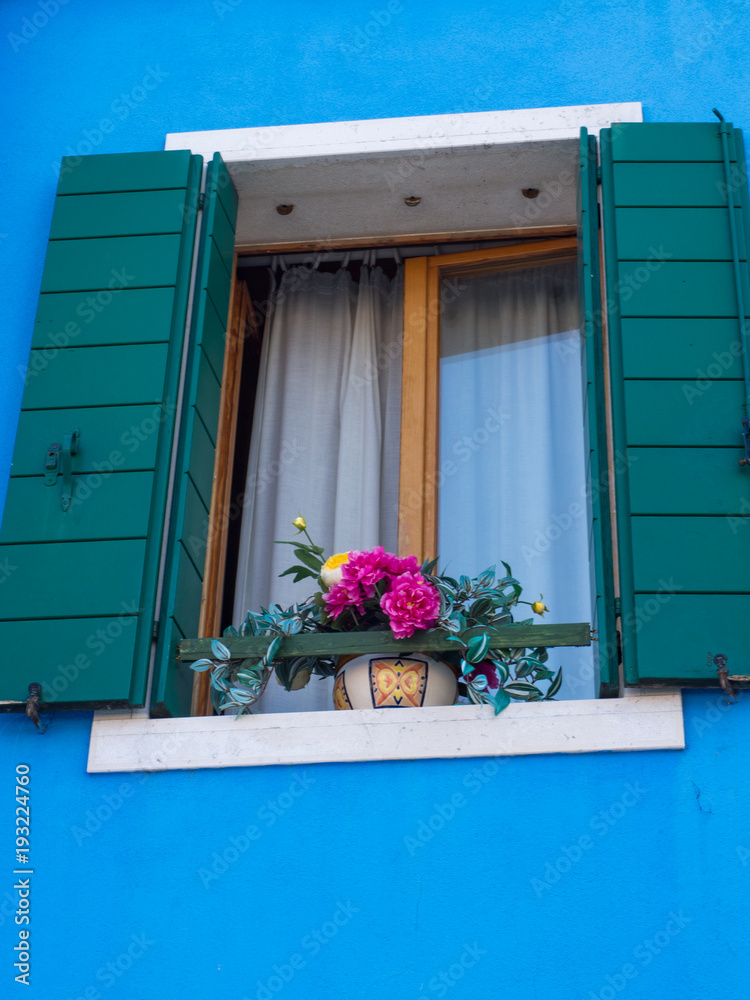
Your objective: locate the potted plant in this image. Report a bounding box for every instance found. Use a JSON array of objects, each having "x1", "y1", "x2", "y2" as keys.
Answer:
[{"x1": 191, "y1": 517, "x2": 560, "y2": 715}]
